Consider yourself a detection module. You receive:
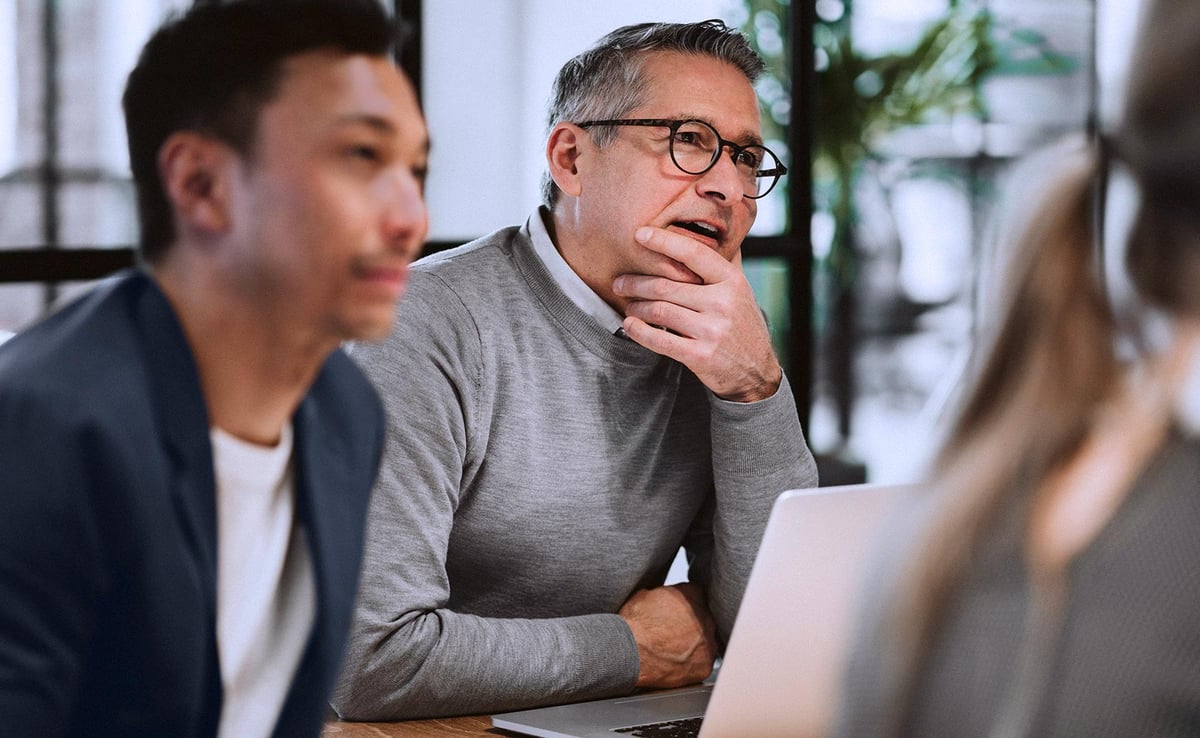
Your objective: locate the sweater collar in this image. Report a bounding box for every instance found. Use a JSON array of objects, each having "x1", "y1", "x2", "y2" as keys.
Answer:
[{"x1": 527, "y1": 207, "x2": 624, "y2": 335}]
